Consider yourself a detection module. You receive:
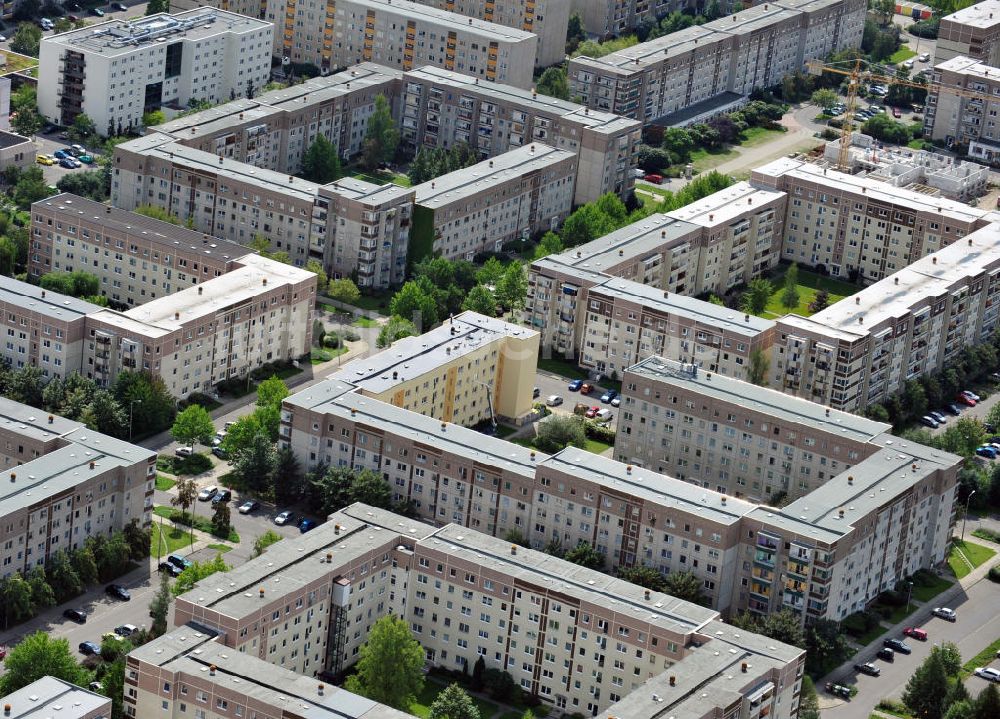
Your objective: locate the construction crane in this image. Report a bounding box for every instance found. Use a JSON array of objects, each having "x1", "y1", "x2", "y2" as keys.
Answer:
[{"x1": 806, "y1": 58, "x2": 991, "y2": 171}]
